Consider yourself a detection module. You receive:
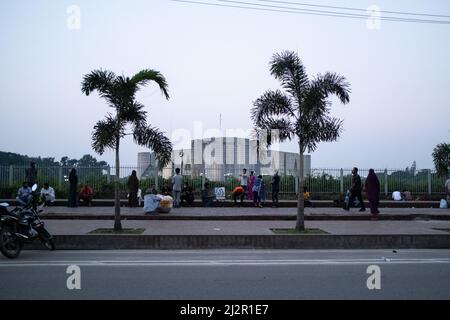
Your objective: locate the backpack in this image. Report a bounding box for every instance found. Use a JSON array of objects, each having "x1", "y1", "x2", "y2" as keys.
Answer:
[{"x1": 440, "y1": 199, "x2": 448, "y2": 209}]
